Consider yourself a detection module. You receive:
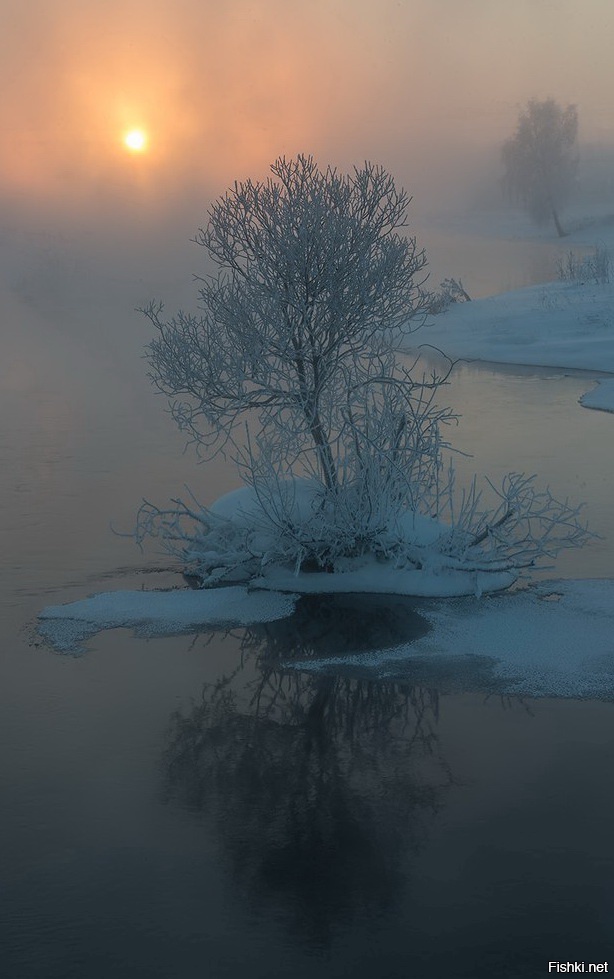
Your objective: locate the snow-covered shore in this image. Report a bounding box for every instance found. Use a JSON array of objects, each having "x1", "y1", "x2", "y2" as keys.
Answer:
[
  {"x1": 416, "y1": 280, "x2": 614, "y2": 379},
  {"x1": 406, "y1": 220, "x2": 614, "y2": 412}
]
